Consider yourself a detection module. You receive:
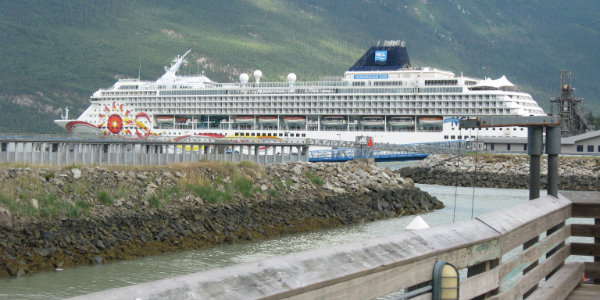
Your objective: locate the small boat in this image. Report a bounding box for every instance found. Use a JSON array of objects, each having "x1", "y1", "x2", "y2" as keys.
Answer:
[
  {"x1": 321, "y1": 116, "x2": 346, "y2": 126},
  {"x1": 176, "y1": 117, "x2": 188, "y2": 123},
  {"x1": 235, "y1": 116, "x2": 255, "y2": 124},
  {"x1": 360, "y1": 116, "x2": 385, "y2": 127},
  {"x1": 418, "y1": 116, "x2": 443, "y2": 125},
  {"x1": 257, "y1": 116, "x2": 278, "y2": 124},
  {"x1": 389, "y1": 116, "x2": 414, "y2": 127},
  {"x1": 283, "y1": 116, "x2": 306, "y2": 125},
  {"x1": 156, "y1": 115, "x2": 174, "y2": 123}
]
